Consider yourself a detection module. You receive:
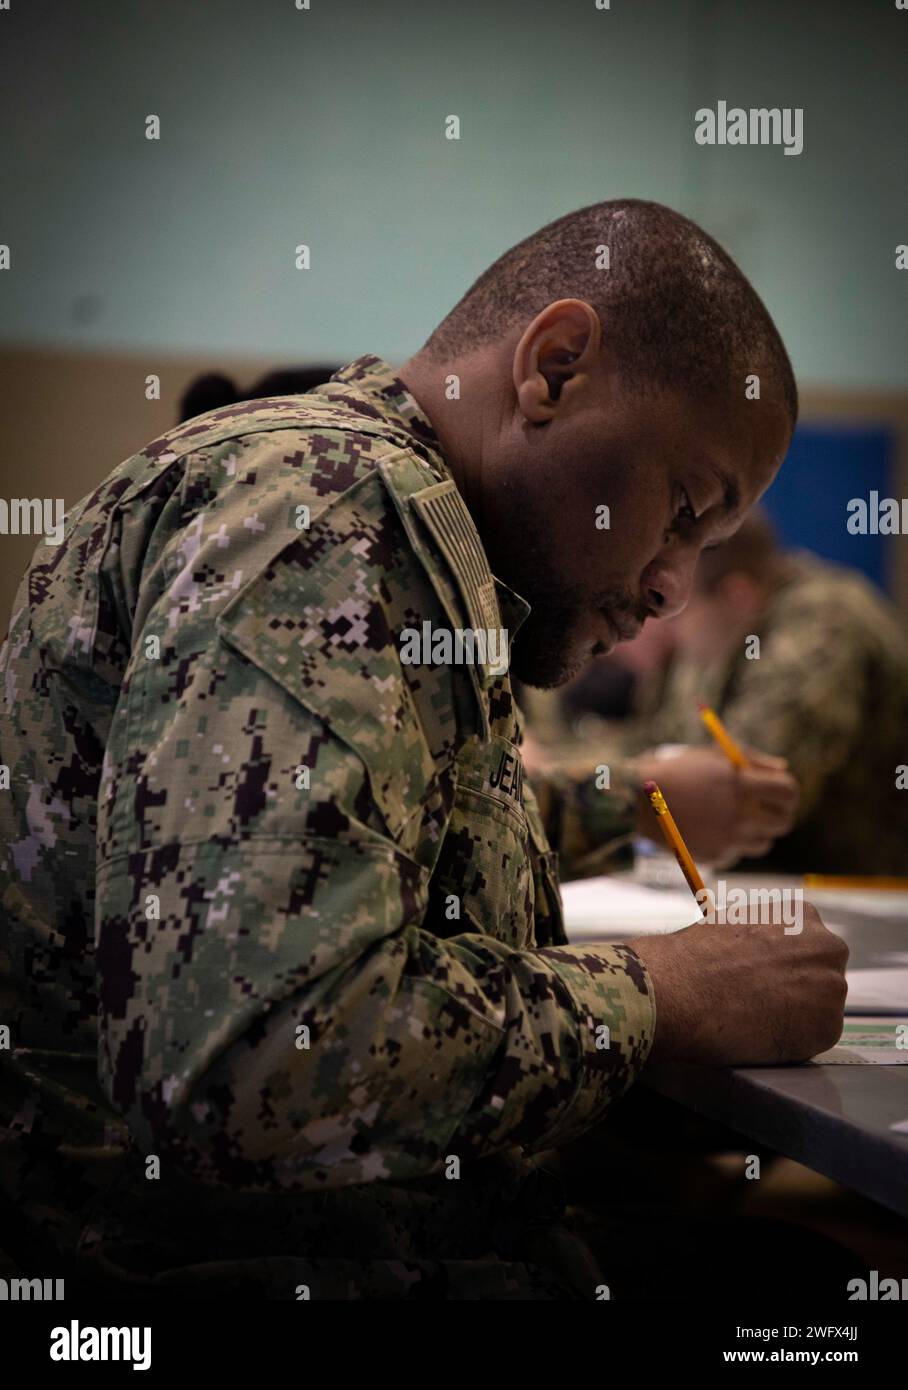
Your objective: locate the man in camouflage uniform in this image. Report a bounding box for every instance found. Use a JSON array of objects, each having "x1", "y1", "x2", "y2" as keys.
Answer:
[{"x1": 0, "y1": 200, "x2": 847, "y2": 1298}]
